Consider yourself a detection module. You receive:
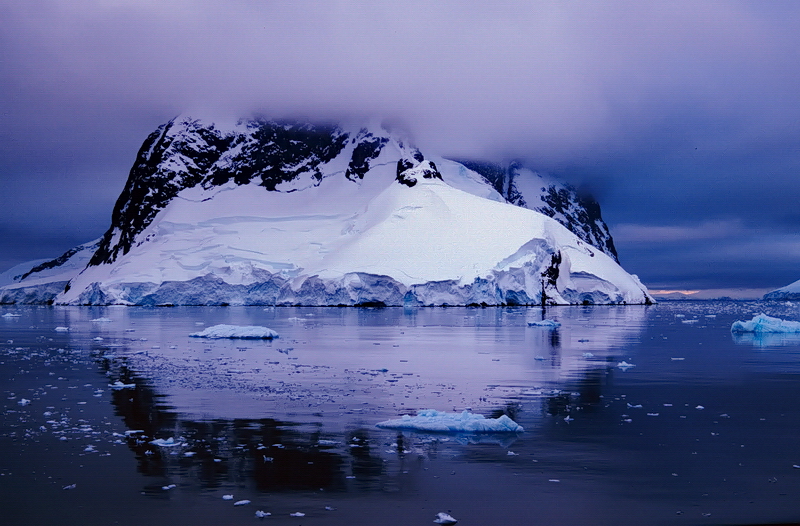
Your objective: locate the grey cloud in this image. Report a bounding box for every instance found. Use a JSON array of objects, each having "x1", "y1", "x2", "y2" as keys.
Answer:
[{"x1": 2, "y1": 0, "x2": 800, "y2": 292}]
